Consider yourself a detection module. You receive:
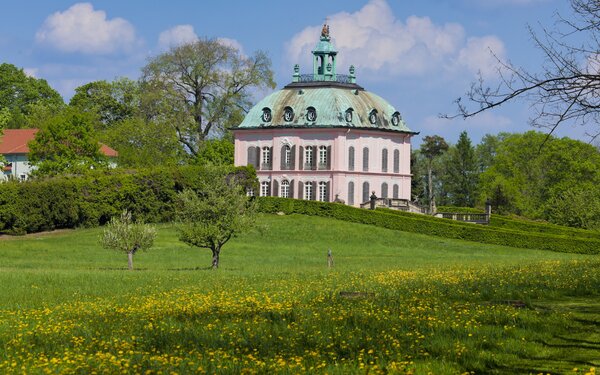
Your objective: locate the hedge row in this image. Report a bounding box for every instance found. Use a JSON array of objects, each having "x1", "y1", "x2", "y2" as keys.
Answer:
[
  {"x1": 256, "y1": 197, "x2": 600, "y2": 255},
  {"x1": 0, "y1": 166, "x2": 256, "y2": 235},
  {"x1": 381, "y1": 203, "x2": 600, "y2": 241},
  {"x1": 489, "y1": 215, "x2": 600, "y2": 240}
]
